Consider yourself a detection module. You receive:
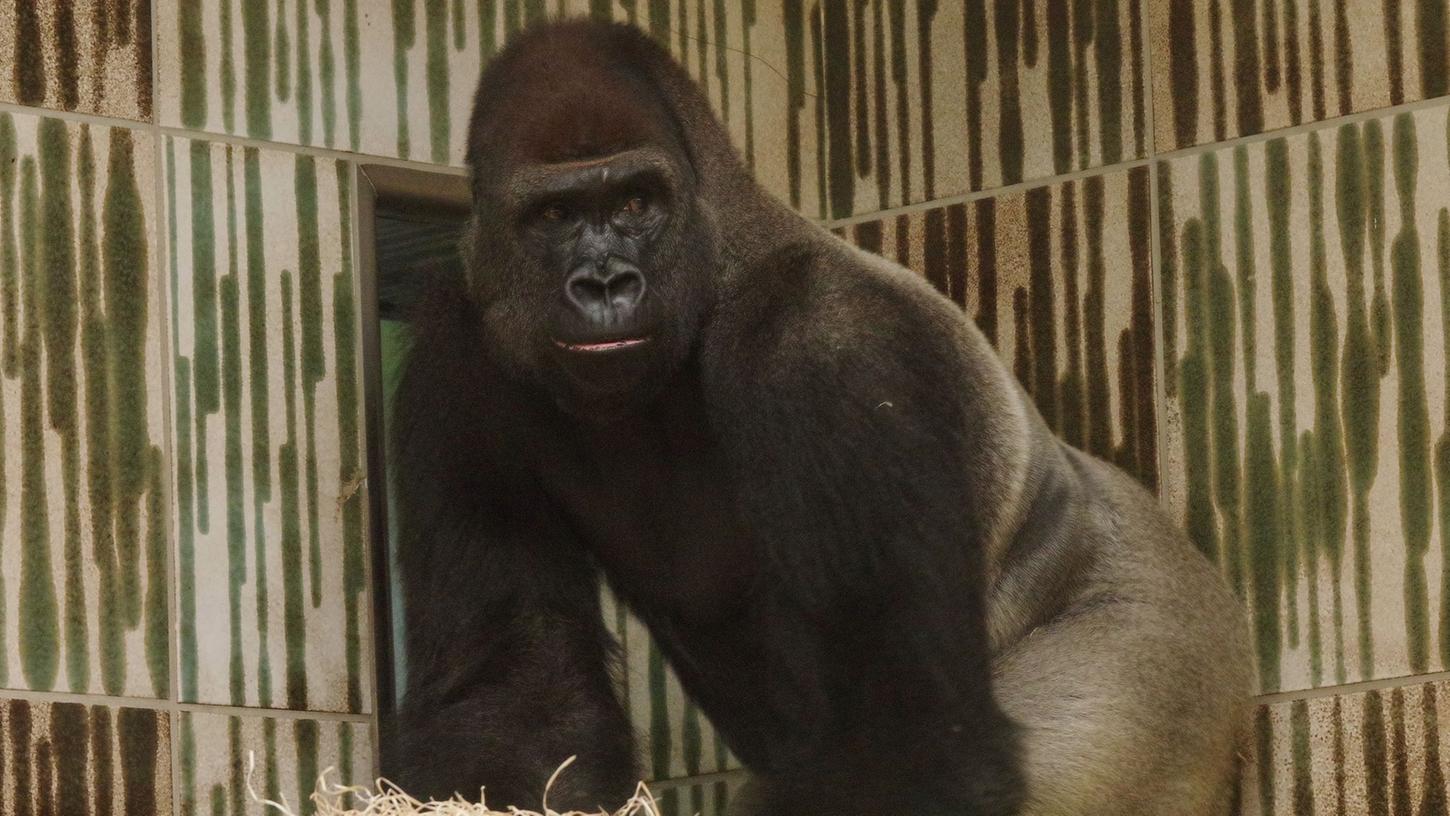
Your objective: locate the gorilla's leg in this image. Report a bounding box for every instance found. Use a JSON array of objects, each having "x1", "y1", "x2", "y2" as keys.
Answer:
[{"x1": 993, "y1": 593, "x2": 1247, "y2": 816}]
